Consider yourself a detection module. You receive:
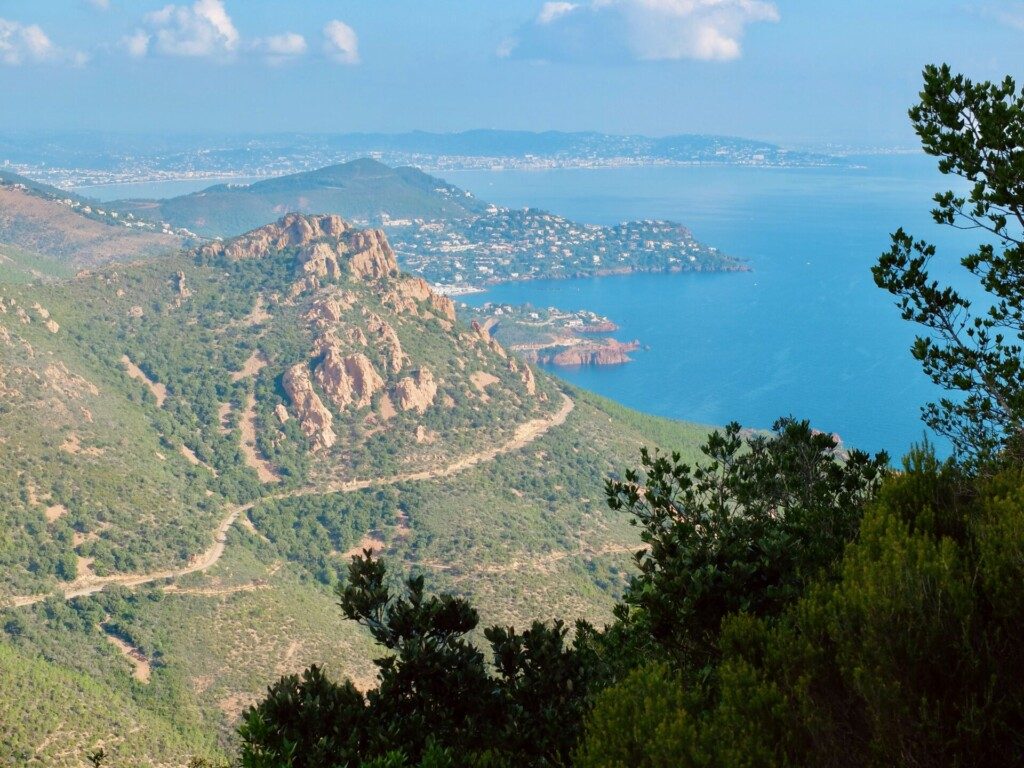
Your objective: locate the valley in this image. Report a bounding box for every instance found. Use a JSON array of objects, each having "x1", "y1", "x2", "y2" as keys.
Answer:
[{"x1": 0, "y1": 3, "x2": 1017, "y2": 763}]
